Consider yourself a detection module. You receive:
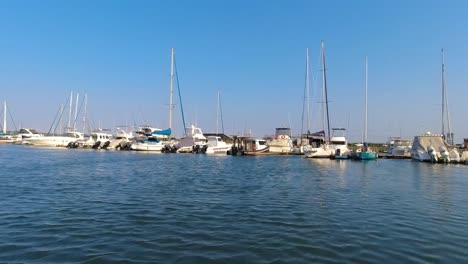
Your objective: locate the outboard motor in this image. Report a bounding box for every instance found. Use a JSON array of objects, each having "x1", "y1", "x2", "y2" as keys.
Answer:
[
  {"x1": 439, "y1": 146, "x2": 450, "y2": 163},
  {"x1": 200, "y1": 145, "x2": 208, "y2": 154},
  {"x1": 92, "y1": 141, "x2": 101, "y2": 149},
  {"x1": 193, "y1": 145, "x2": 200, "y2": 153},
  {"x1": 102, "y1": 141, "x2": 110, "y2": 150},
  {"x1": 428, "y1": 146, "x2": 438, "y2": 163}
]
